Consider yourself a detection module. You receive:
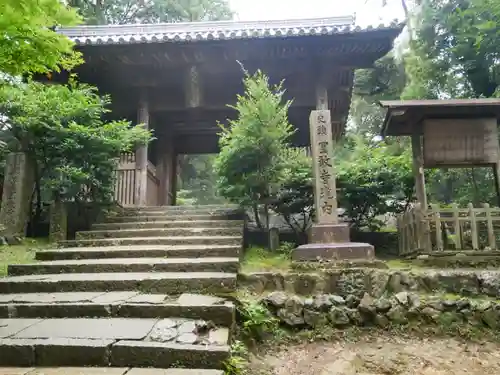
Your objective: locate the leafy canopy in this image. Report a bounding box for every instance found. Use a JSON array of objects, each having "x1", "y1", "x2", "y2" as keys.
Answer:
[
  {"x1": 68, "y1": 0, "x2": 233, "y2": 24},
  {"x1": 0, "y1": 80, "x2": 152, "y2": 202},
  {"x1": 0, "y1": 0, "x2": 82, "y2": 76}
]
